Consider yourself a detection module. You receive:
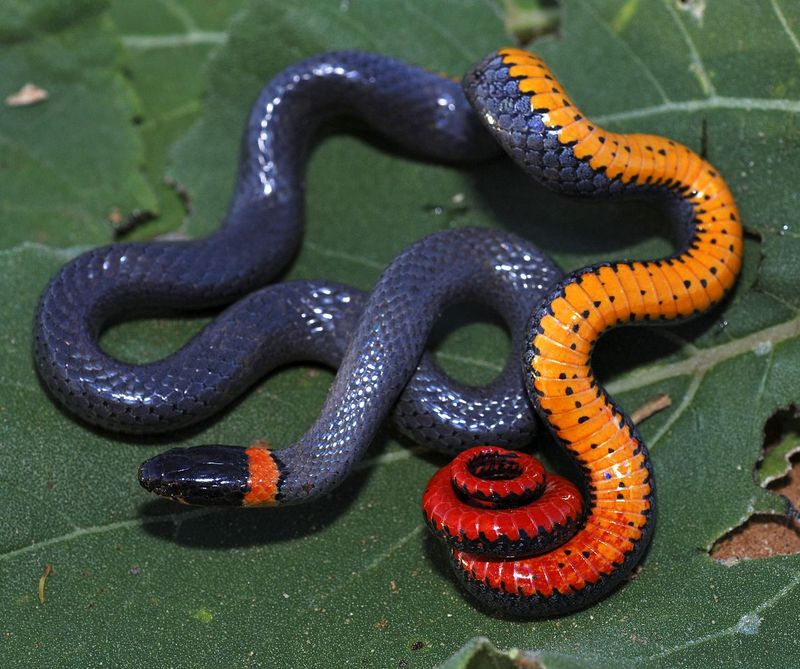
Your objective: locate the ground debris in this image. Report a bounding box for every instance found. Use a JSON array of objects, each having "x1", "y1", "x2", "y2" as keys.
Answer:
[{"x1": 6, "y1": 83, "x2": 48, "y2": 107}]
